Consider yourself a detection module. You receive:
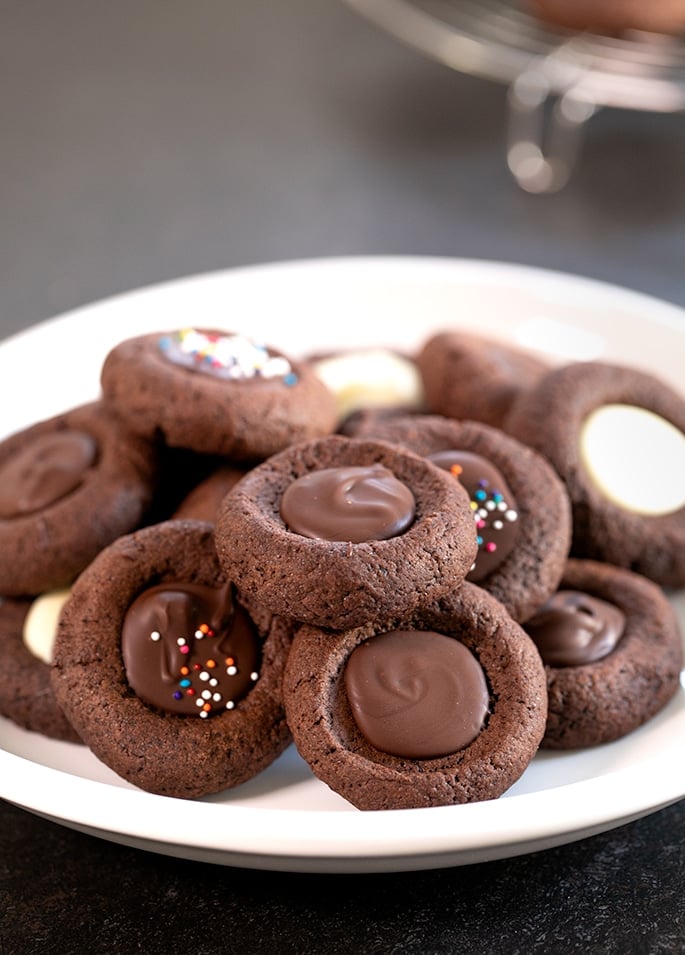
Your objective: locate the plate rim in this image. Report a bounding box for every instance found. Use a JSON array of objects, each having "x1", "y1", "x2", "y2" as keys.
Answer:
[
  {"x1": 1, "y1": 254, "x2": 684, "y2": 871},
  {"x1": 3, "y1": 254, "x2": 685, "y2": 353},
  {"x1": 2, "y1": 734, "x2": 683, "y2": 868}
]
